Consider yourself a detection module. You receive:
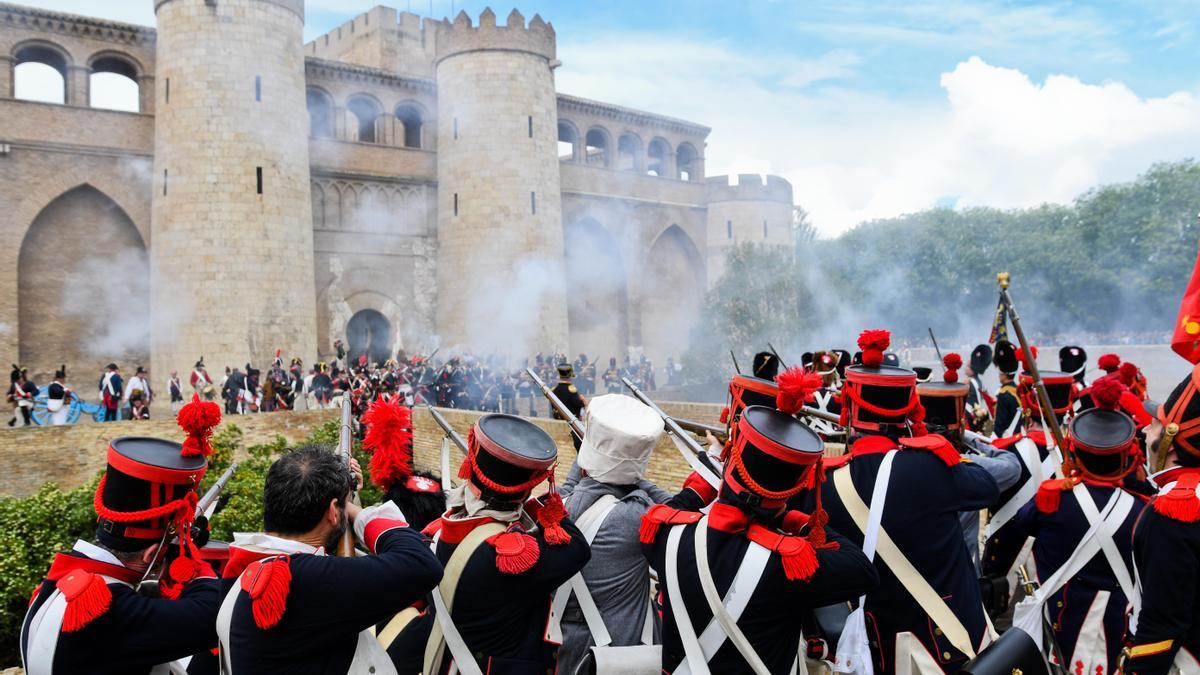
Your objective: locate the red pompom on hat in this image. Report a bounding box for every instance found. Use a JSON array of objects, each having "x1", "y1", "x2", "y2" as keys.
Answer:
[
  {"x1": 1090, "y1": 377, "x2": 1125, "y2": 411},
  {"x1": 1015, "y1": 345, "x2": 1039, "y2": 371},
  {"x1": 1119, "y1": 362, "x2": 1139, "y2": 387},
  {"x1": 775, "y1": 367, "x2": 822, "y2": 415},
  {"x1": 361, "y1": 395, "x2": 414, "y2": 491},
  {"x1": 177, "y1": 394, "x2": 222, "y2": 458},
  {"x1": 1098, "y1": 353, "x2": 1121, "y2": 373},
  {"x1": 857, "y1": 329, "x2": 891, "y2": 368},
  {"x1": 942, "y1": 353, "x2": 963, "y2": 383}
]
